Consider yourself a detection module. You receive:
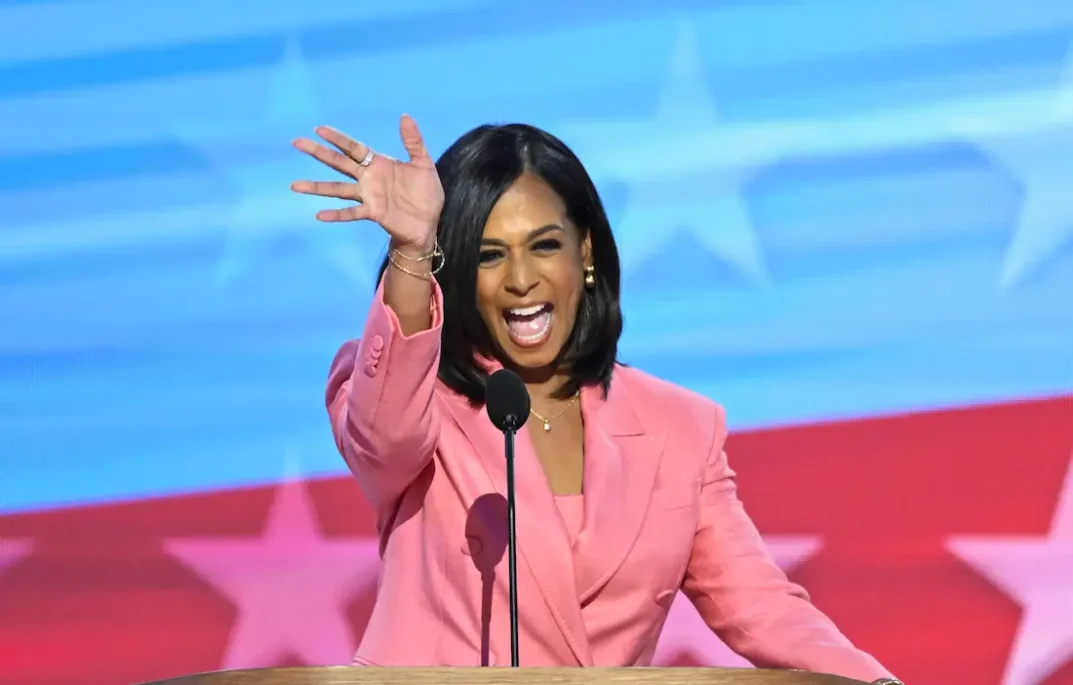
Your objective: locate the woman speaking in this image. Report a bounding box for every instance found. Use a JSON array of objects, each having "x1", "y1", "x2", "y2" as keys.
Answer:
[{"x1": 290, "y1": 116, "x2": 901, "y2": 685}]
